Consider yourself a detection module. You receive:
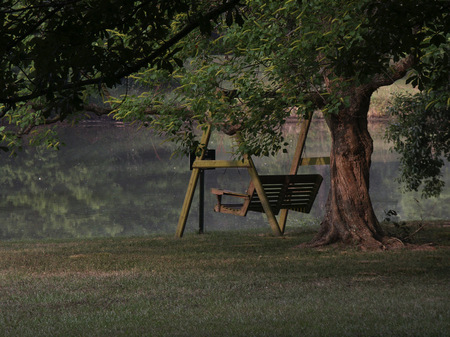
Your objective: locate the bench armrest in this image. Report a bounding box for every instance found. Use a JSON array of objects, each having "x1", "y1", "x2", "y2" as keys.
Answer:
[{"x1": 210, "y1": 188, "x2": 249, "y2": 199}]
